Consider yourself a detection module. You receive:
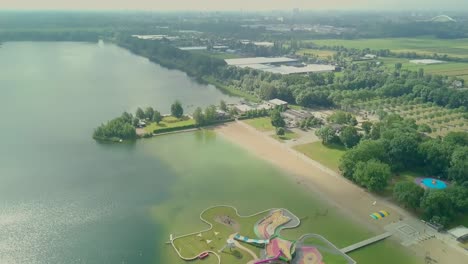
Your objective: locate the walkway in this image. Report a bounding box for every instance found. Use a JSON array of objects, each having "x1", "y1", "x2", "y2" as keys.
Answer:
[
  {"x1": 228, "y1": 233, "x2": 259, "y2": 261},
  {"x1": 340, "y1": 232, "x2": 392, "y2": 253}
]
